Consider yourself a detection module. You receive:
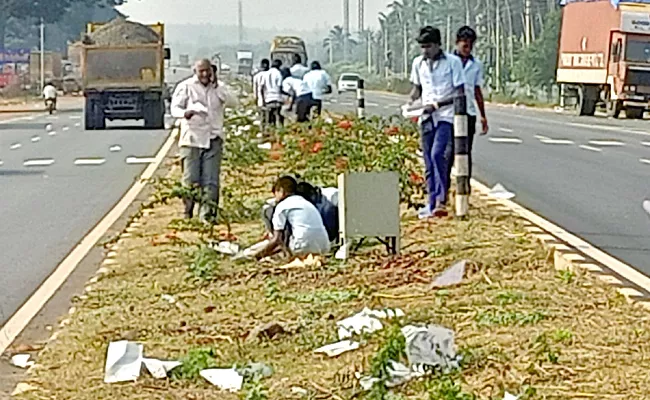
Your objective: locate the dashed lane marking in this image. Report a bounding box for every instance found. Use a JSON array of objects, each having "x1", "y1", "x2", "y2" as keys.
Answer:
[
  {"x1": 579, "y1": 145, "x2": 603, "y2": 152},
  {"x1": 540, "y1": 138, "x2": 574, "y2": 145},
  {"x1": 488, "y1": 137, "x2": 522, "y2": 144},
  {"x1": 588, "y1": 140, "x2": 624, "y2": 147},
  {"x1": 23, "y1": 158, "x2": 55, "y2": 167},
  {"x1": 74, "y1": 158, "x2": 106, "y2": 166}
]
